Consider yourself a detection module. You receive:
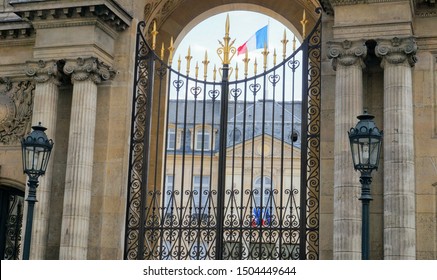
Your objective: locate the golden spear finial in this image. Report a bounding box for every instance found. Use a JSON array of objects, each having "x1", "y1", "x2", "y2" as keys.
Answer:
[
  {"x1": 195, "y1": 62, "x2": 199, "y2": 79},
  {"x1": 168, "y1": 36, "x2": 175, "y2": 64},
  {"x1": 243, "y1": 50, "x2": 250, "y2": 78},
  {"x1": 281, "y1": 29, "x2": 288, "y2": 60},
  {"x1": 185, "y1": 46, "x2": 192, "y2": 75},
  {"x1": 213, "y1": 64, "x2": 217, "y2": 81},
  {"x1": 160, "y1": 42, "x2": 165, "y2": 60},
  {"x1": 292, "y1": 35, "x2": 297, "y2": 52},
  {"x1": 254, "y1": 58, "x2": 258, "y2": 75},
  {"x1": 235, "y1": 62, "x2": 239, "y2": 80},
  {"x1": 262, "y1": 43, "x2": 269, "y2": 71},
  {"x1": 177, "y1": 55, "x2": 181, "y2": 72},
  {"x1": 273, "y1": 49, "x2": 277, "y2": 66},
  {"x1": 300, "y1": 10, "x2": 308, "y2": 39},
  {"x1": 202, "y1": 51, "x2": 209, "y2": 80},
  {"x1": 151, "y1": 20, "x2": 158, "y2": 50},
  {"x1": 217, "y1": 14, "x2": 236, "y2": 65}
]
